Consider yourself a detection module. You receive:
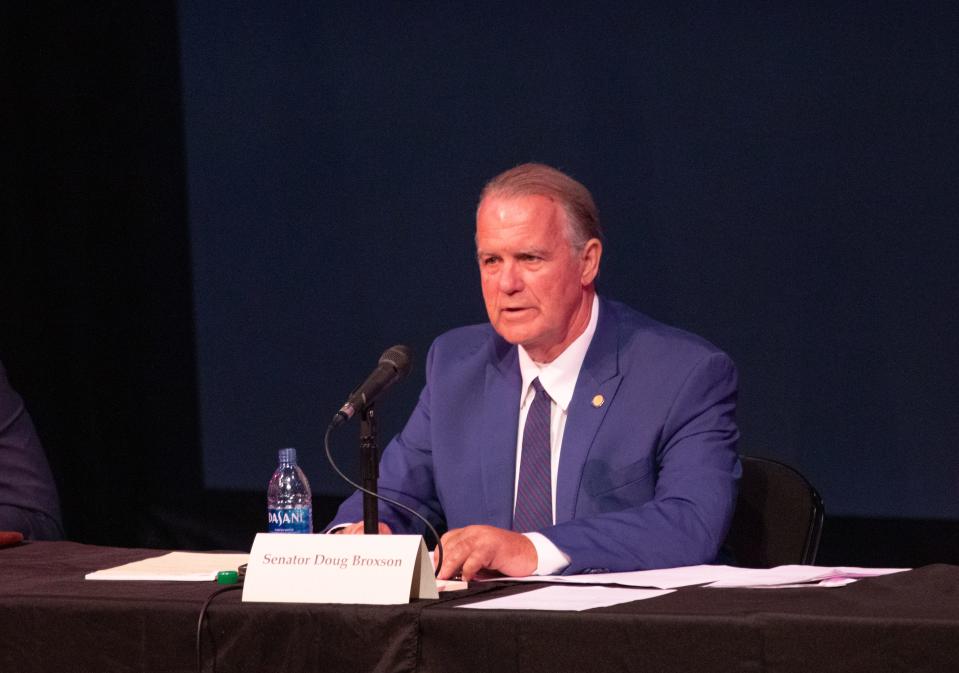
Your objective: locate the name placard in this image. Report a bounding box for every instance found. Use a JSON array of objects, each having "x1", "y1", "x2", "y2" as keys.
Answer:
[{"x1": 241, "y1": 533, "x2": 438, "y2": 604}]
